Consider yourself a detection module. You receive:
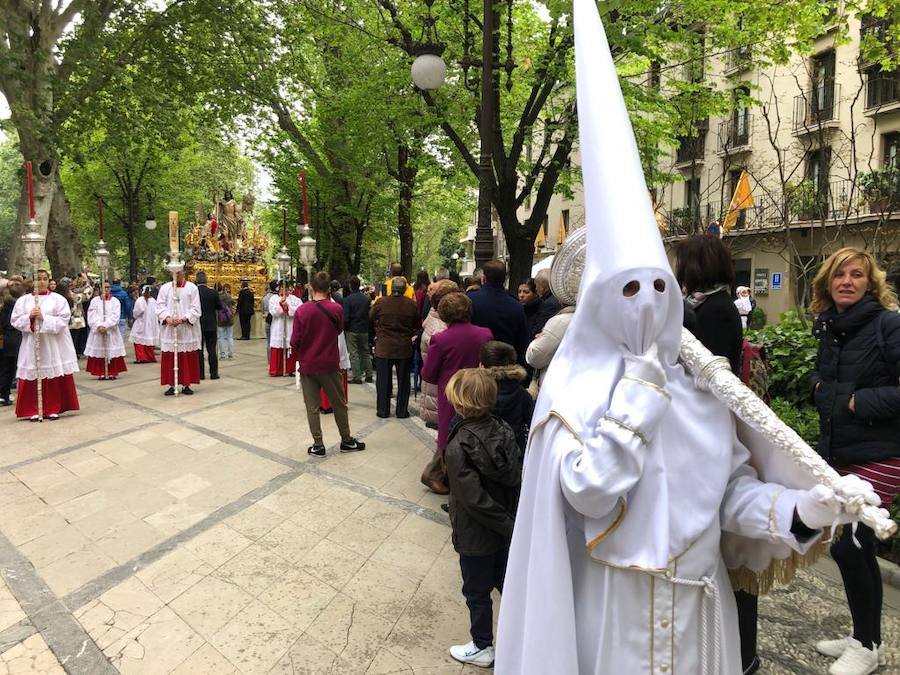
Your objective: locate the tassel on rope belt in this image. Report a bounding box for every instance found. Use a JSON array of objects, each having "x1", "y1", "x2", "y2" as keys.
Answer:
[{"x1": 662, "y1": 568, "x2": 724, "y2": 675}]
